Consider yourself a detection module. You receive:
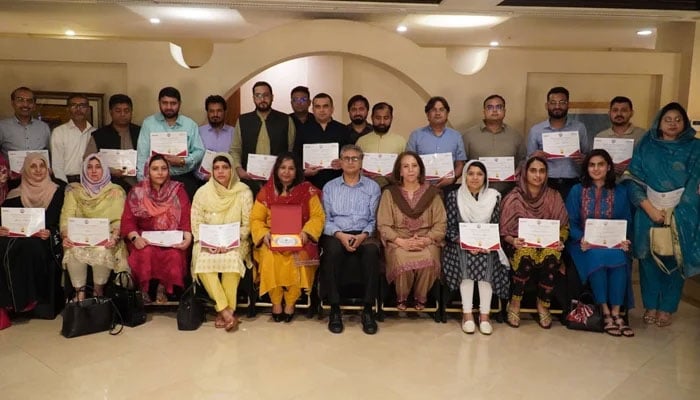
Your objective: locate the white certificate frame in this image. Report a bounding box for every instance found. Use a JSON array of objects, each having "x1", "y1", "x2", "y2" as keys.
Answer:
[
  {"x1": 142, "y1": 230, "x2": 183, "y2": 247},
  {"x1": 542, "y1": 131, "x2": 580, "y2": 158},
  {"x1": 150, "y1": 131, "x2": 188, "y2": 157},
  {"x1": 1, "y1": 207, "x2": 45, "y2": 237},
  {"x1": 420, "y1": 152, "x2": 454, "y2": 180},
  {"x1": 303, "y1": 143, "x2": 338, "y2": 169},
  {"x1": 99, "y1": 149, "x2": 137, "y2": 176},
  {"x1": 67, "y1": 217, "x2": 110, "y2": 246},
  {"x1": 247, "y1": 154, "x2": 278, "y2": 181},
  {"x1": 478, "y1": 156, "x2": 516, "y2": 182},
  {"x1": 362, "y1": 153, "x2": 397, "y2": 177},
  {"x1": 584, "y1": 219, "x2": 627, "y2": 249}
]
